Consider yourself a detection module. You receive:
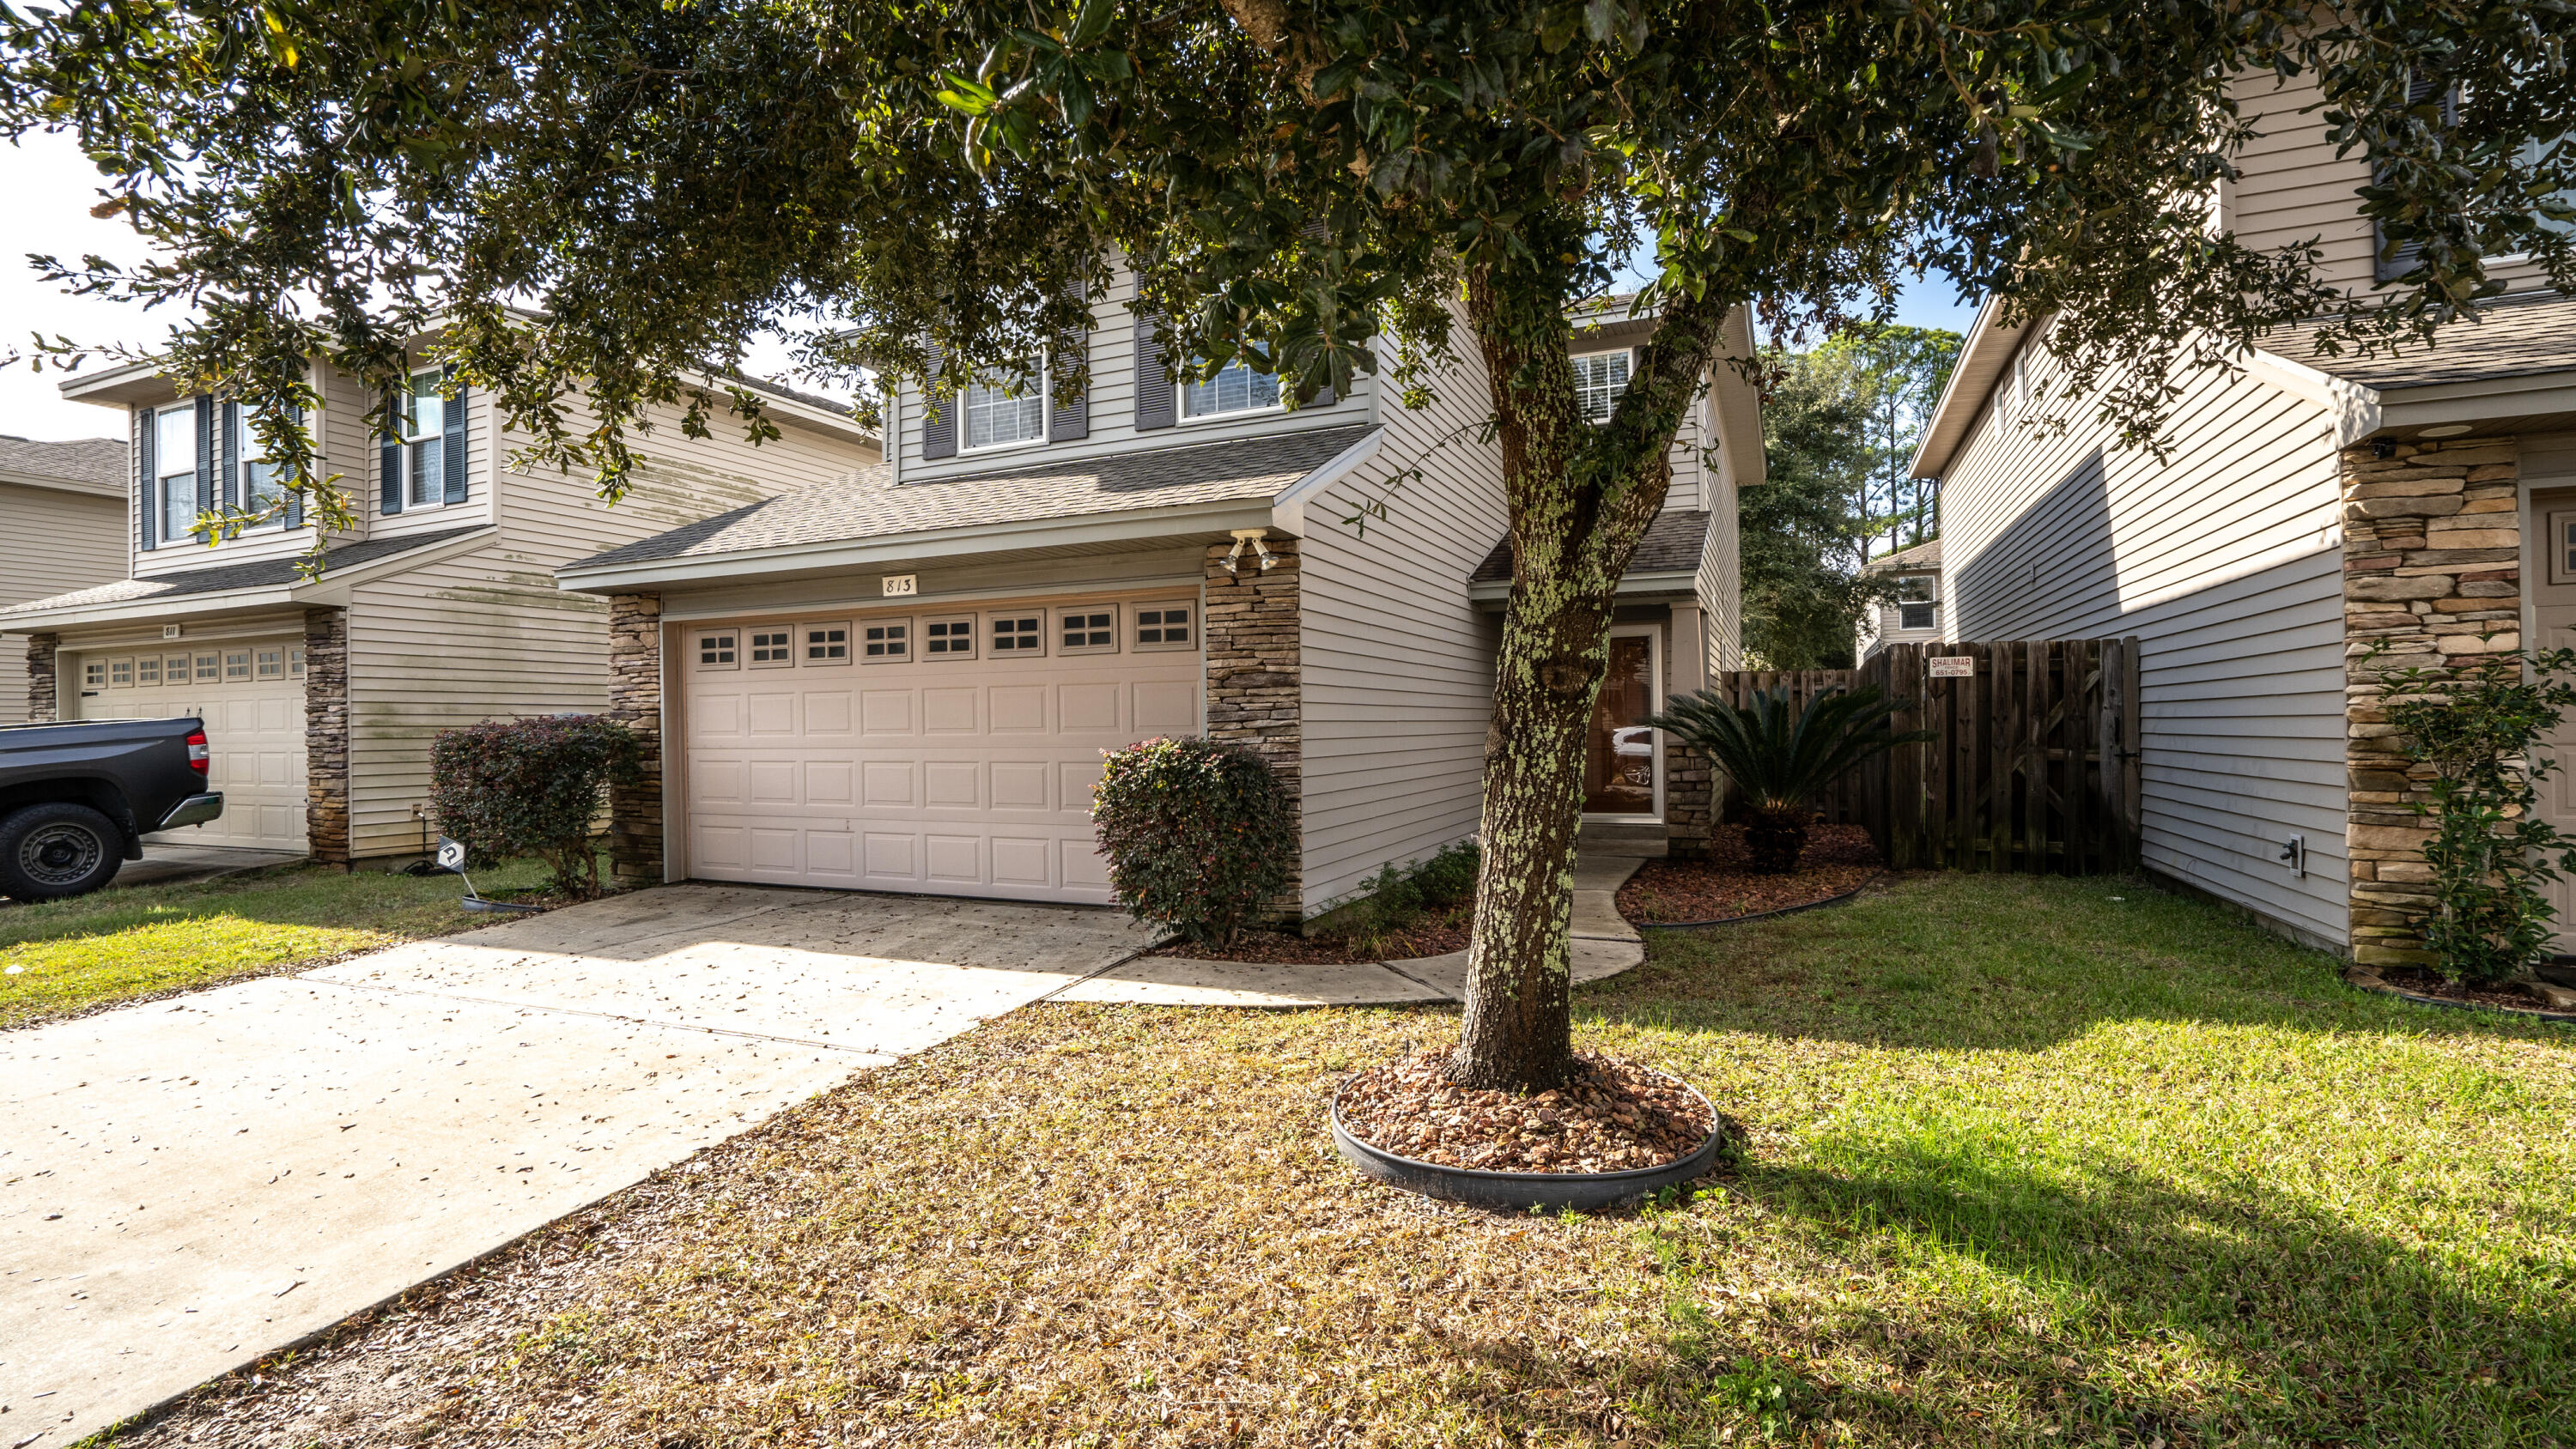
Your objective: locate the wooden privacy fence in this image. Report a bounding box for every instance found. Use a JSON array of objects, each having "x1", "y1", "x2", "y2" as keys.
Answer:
[{"x1": 1710, "y1": 639, "x2": 2143, "y2": 874}]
